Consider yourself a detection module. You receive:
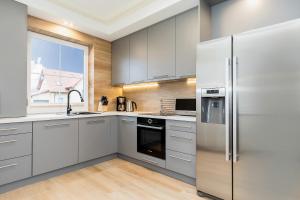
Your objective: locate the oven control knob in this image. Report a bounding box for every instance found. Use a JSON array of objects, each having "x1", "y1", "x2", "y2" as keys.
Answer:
[{"x1": 147, "y1": 119, "x2": 153, "y2": 124}]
